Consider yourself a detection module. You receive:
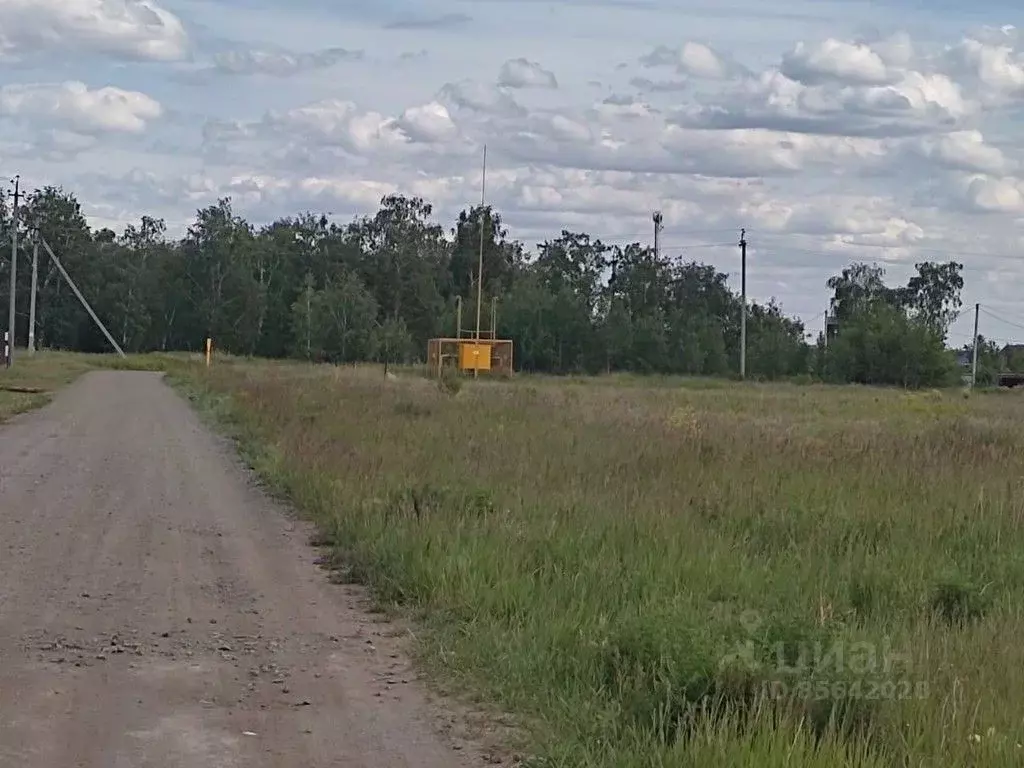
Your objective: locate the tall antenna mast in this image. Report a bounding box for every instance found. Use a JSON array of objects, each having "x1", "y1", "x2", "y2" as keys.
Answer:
[
  {"x1": 7, "y1": 174, "x2": 19, "y2": 368},
  {"x1": 475, "y1": 144, "x2": 486, "y2": 343},
  {"x1": 739, "y1": 228, "x2": 747, "y2": 380}
]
